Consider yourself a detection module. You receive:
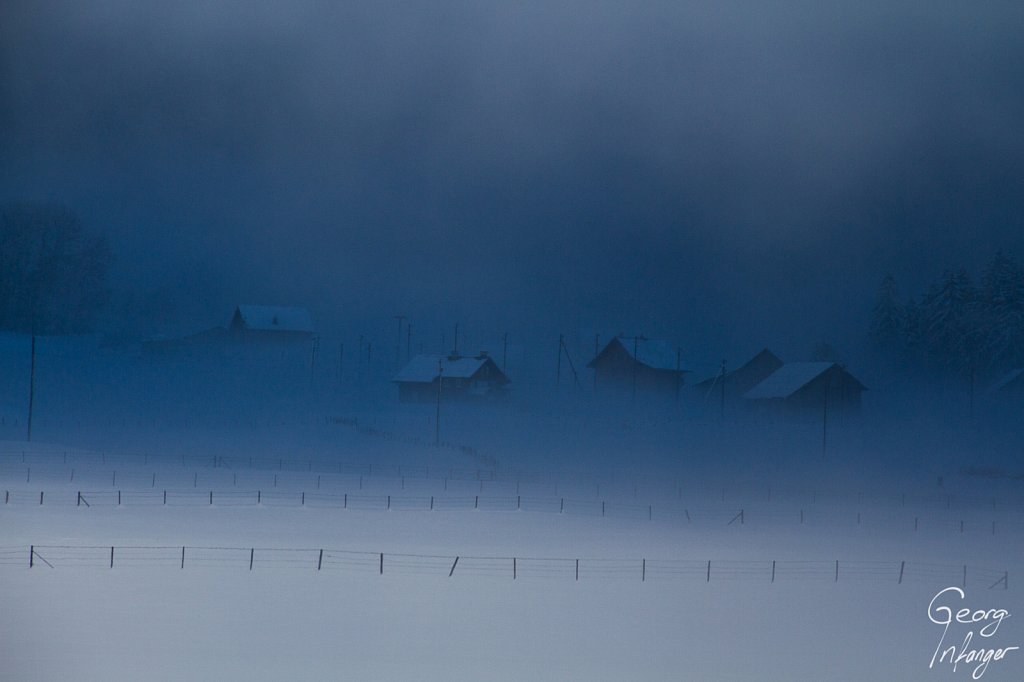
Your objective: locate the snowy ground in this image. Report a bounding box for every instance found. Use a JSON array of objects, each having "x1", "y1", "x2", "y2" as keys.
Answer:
[{"x1": 2, "y1": 420, "x2": 1023, "y2": 681}]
